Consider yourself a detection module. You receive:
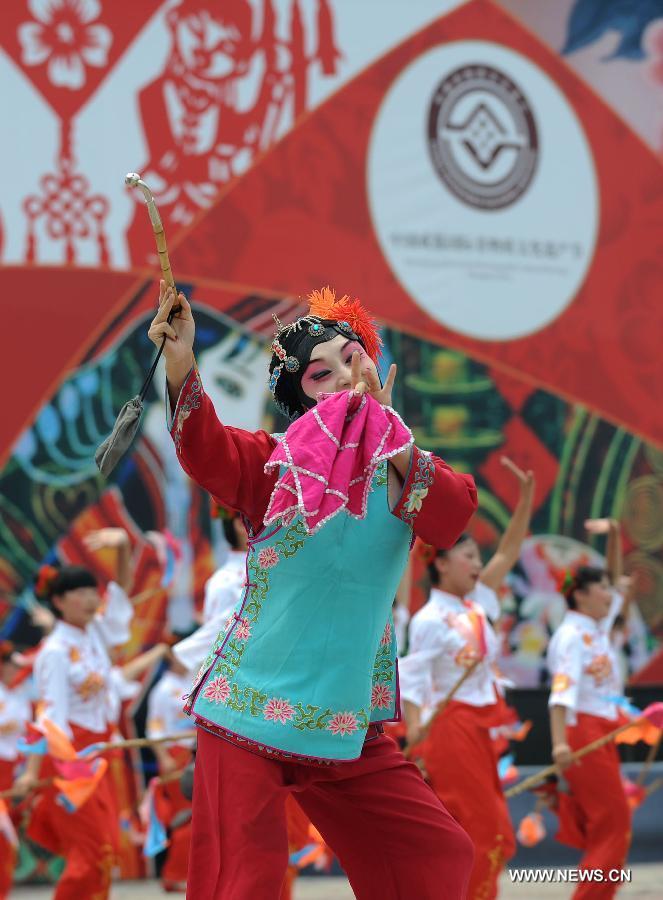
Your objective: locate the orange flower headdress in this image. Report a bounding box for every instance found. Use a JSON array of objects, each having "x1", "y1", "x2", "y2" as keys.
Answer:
[
  {"x1": 306, "y1": 287, "x2": 382, "y2": 363},
  {"x1": 269, "y1": 286, "x2": 383, "y2": 417},
  {"x1": 555, "y1": 568, "x2": 576, "y2": 596},
  {"x1": 34, "y1": 564, "x2": 59, "y2": 600}
]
